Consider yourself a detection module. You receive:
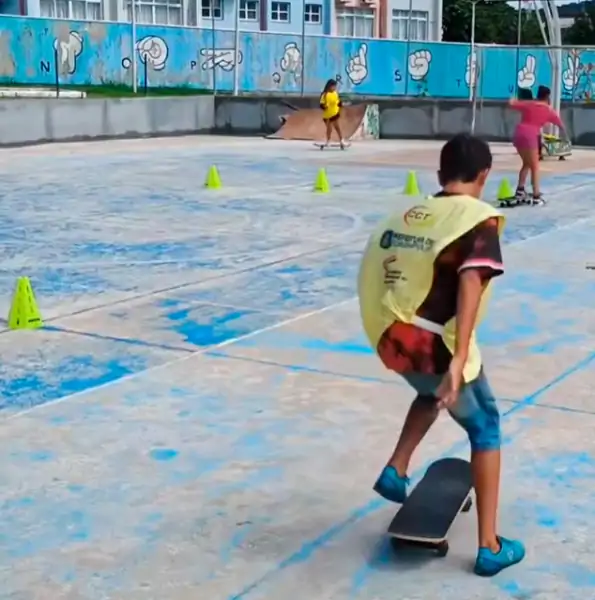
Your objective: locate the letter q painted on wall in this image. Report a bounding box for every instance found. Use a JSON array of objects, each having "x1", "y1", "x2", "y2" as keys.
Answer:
[{"x1": 137, "y1": 36, "x2": 169, "y2": 71}]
